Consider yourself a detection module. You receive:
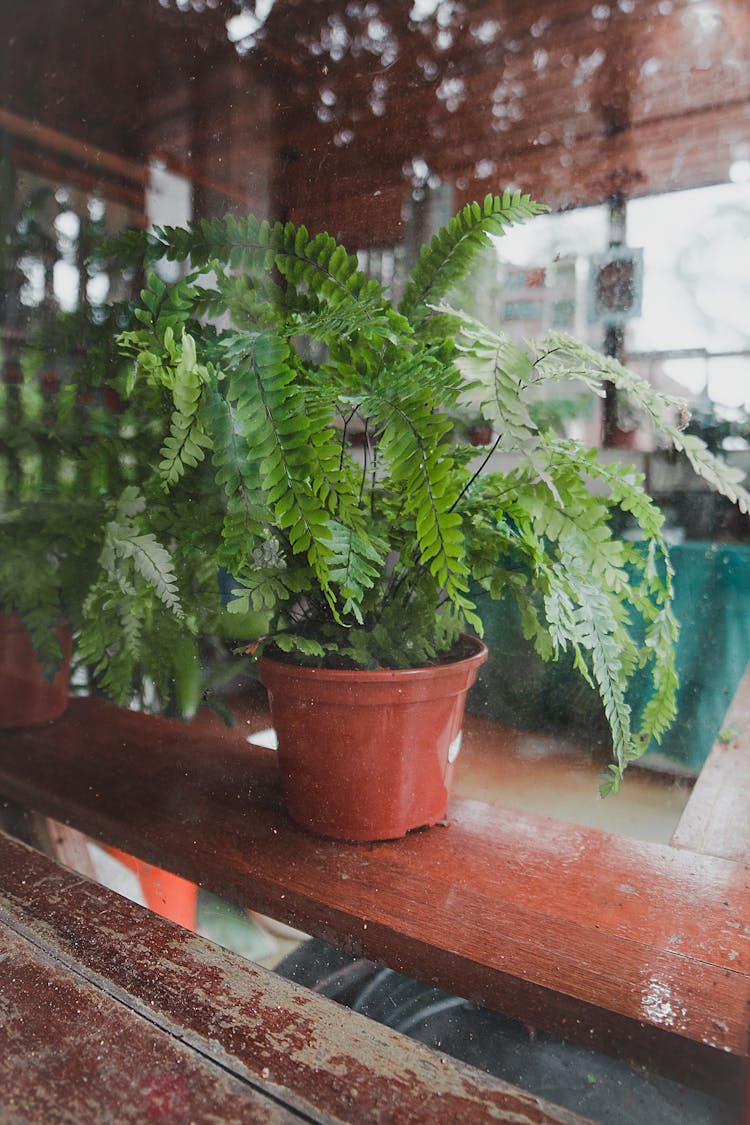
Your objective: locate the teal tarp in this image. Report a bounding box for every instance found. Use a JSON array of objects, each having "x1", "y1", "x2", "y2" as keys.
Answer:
[{"x1": 469, "y1": 543, "x2": 750, "y2": 772}]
